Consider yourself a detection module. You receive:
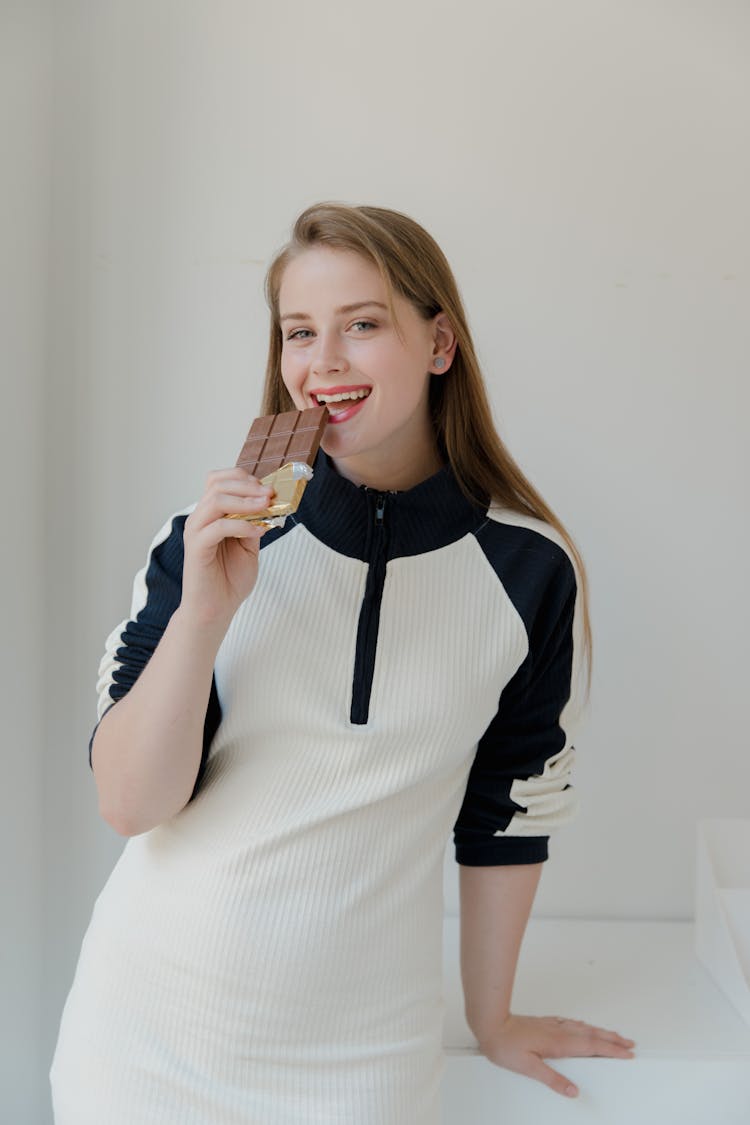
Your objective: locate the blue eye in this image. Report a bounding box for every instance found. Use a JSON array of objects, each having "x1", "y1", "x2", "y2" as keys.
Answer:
[{"x1": 286, "y1": 321, "x2": 376, "y2": 340}]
